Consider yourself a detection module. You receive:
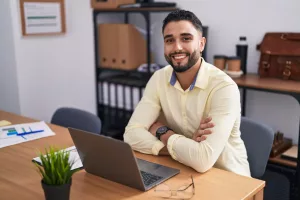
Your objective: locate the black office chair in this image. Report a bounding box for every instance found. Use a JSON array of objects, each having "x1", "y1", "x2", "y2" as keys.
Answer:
[
  {"x1": 240, "y1": 117, "x2": 290, "y2": 200},
  {"x1": 51, "y1": 107, "x2": 102, "y2": 135}
]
